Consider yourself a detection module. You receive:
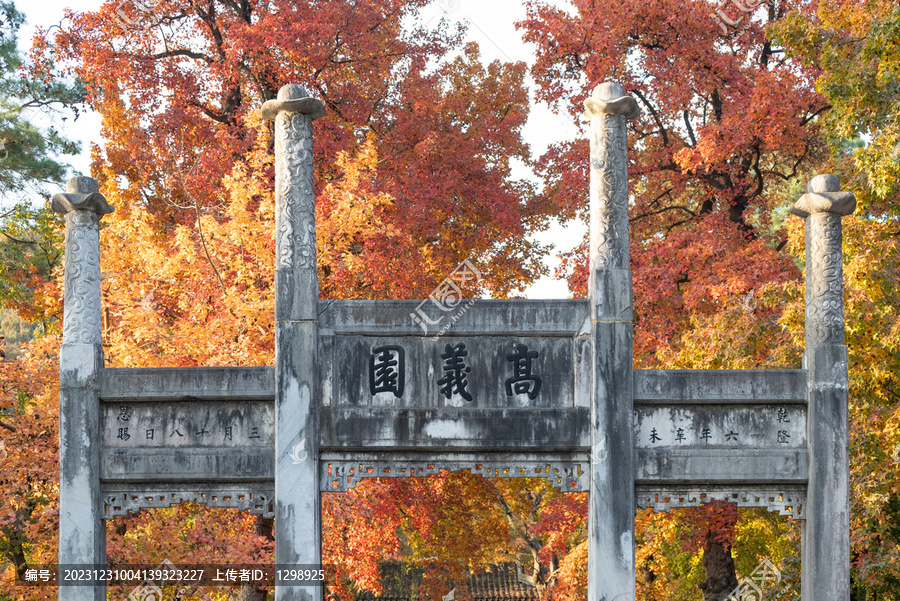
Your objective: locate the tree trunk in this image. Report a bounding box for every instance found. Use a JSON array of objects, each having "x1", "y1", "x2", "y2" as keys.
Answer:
[
  {"x1": 228, "y1": 515, "x2": 275, "y2": 601},
  {"x1": 698, "y1": 531, "x2": 738, "y2": 601}
]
